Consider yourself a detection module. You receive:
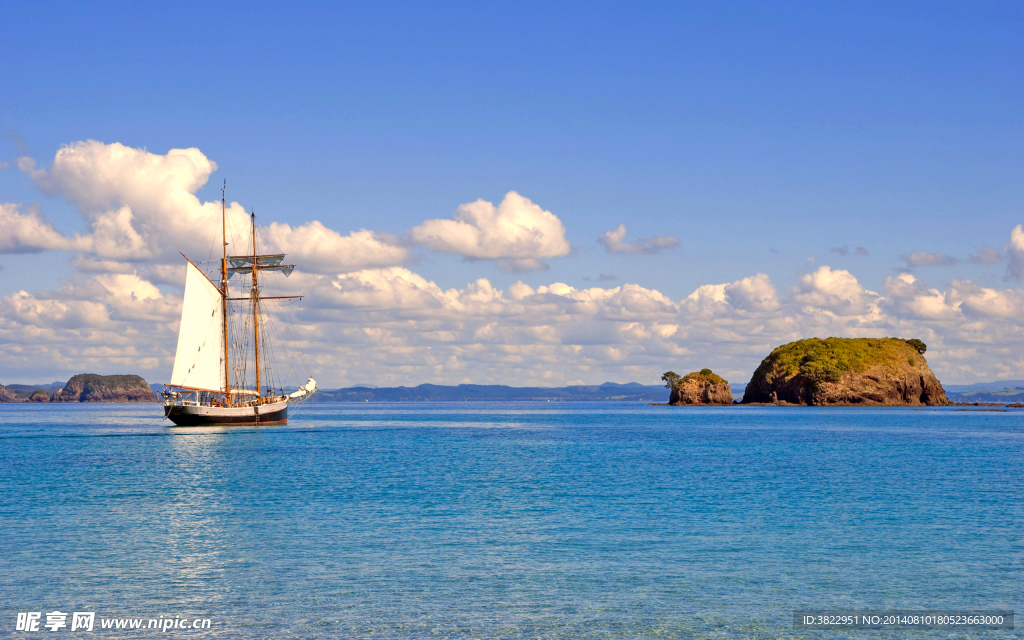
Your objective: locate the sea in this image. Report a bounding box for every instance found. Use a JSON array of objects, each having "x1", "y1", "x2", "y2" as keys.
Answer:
[{"x1": 0, "y1": 402, "x2": 1020, "y2": 639}]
